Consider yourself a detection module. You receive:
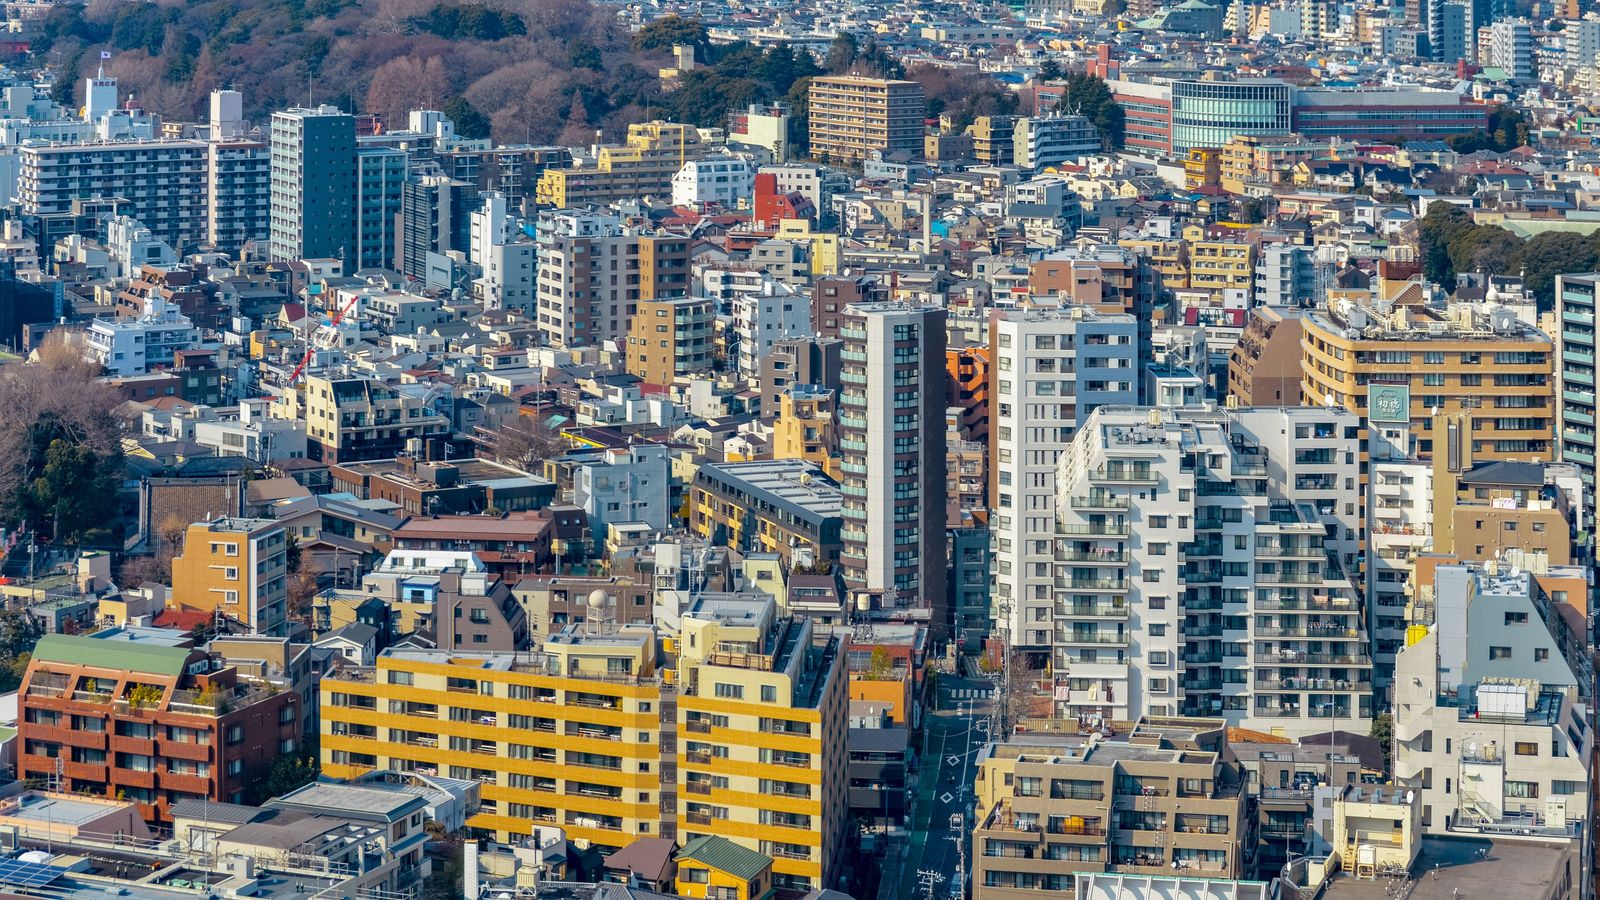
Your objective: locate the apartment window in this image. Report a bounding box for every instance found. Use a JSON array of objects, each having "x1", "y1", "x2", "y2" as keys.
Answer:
[
  {"x1": 227, "y1": 759, "x2": 243, "y2": 776},
  {"x1": 714, "y1": 683, "x2": 743, "y2": 700},
  {"x1": 1505, "y1": 612, "x2": 1528, "y2": 625},
  {"x1": 1514, "y1": 742, "x2": 1538, "y2": 756},
  {"x1": 1535, "y1": 648, "x2": 1549, "y2": 661},
  {"x1": 227, "y1": 724, "x2": 244, "y2": 744},
  {"x1": 761, "y1": 685, "x2": 778, "y2": 702},
  {"x1": 1505, "y1": 781, "x2": 1538, "y2": 799},
  {"x1": 1489, "y1": 646, "x2": 1512, "y2": 660},
  {"x1": 1552, "y1": 781, "x2": 1582, "y2": 795},
  {"x1": 389, "y1": 671, "x2": 414, "y2": 686}
]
